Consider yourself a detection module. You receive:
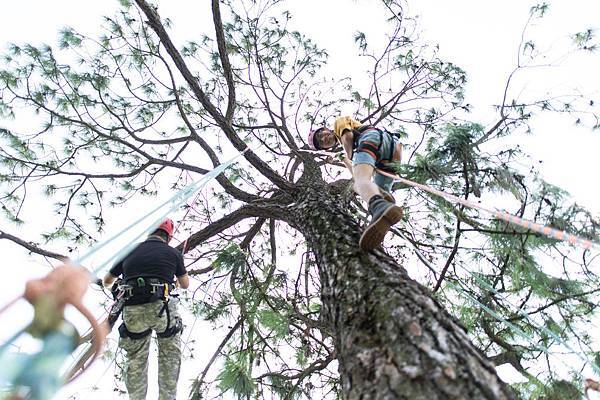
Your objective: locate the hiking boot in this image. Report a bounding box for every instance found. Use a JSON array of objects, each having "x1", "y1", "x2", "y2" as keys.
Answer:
[
  {"x1": 379, "y1": 188, "x2": 395, "y2": 203},
  {"x1": 359, "y1": 196, "x2": 403, "y2": 251}
]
